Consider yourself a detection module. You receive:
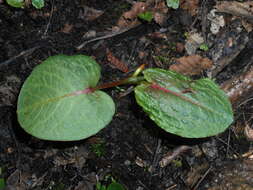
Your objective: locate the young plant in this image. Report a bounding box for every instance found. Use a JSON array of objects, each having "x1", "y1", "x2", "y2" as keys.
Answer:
[
  {"x1": 166, "y1": 0, "x2": 180, "y2": 9},
  {"x1": 6, "y1": 0, "x2": 44, "y2": 9},
  {"x1": 17, "y1": 55, "x2": 233, "y2": 141}
]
